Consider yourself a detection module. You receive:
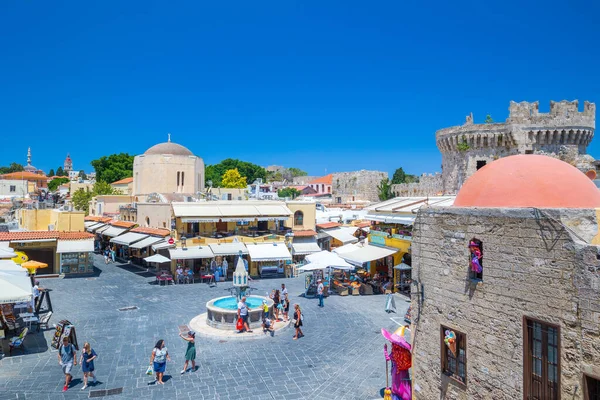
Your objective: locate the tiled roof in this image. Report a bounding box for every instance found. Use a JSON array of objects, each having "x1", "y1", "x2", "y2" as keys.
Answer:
[
  {"x1": 355, "y1": 221, "x2": 372, "y2": 228},
  {"x1": 0, "y1": 231, "x2": 93, "y2": 241},
  {"x1": 1, "y1": 171, "x2": 47, "y2": 180},
  {"x1": 316, "y1": 222, "x2": 341, "y2": 229},
  {"x1": 84, "y1": 216, "x2": 112, "y2": 223},
  {"x1": 309, "y1": 174, "x2": 333, "y2": 185},
  {"x1": 292, "y1": 229, "x2": 317, "y2": 237},
  {"x1": 110, "y1": 221, "x2": 137, "y2": 228},
  {"x1": 48, "y1": 175, "x2": 70, "y2": 180},
  {"x1": 131, "y1": 227, "x2": 171, "y2": 237},
  {"x1": 111, "y1": 177, "x2": 134, "y2": 185}
]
